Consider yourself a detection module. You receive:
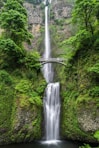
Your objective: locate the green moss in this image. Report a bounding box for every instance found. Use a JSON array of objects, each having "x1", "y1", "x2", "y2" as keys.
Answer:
[
  {"x1": 19, "y1": 94, "x2": 30, "y2": 108},
  {"x1": 0, "y1": 67, "x2": 45, "y2": 144},
  {"x1": 61, "y1": 93, "x2": 89, "y2": 140},
  {"x1": 0, "y1": 78, "x2": 14, "y2": 130},
  {"x1": 15, "y1": 79, "x2": 32, "y2": 94},
  {"x1": 60, "y1": 45, "x2": 99, "y2": 142},
  {"x1": 94, "y1": 131, "x2": 99, "y2": 141},
  {"x1": 32, "y1": 110, "x2": 42, "y2": 139}
]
